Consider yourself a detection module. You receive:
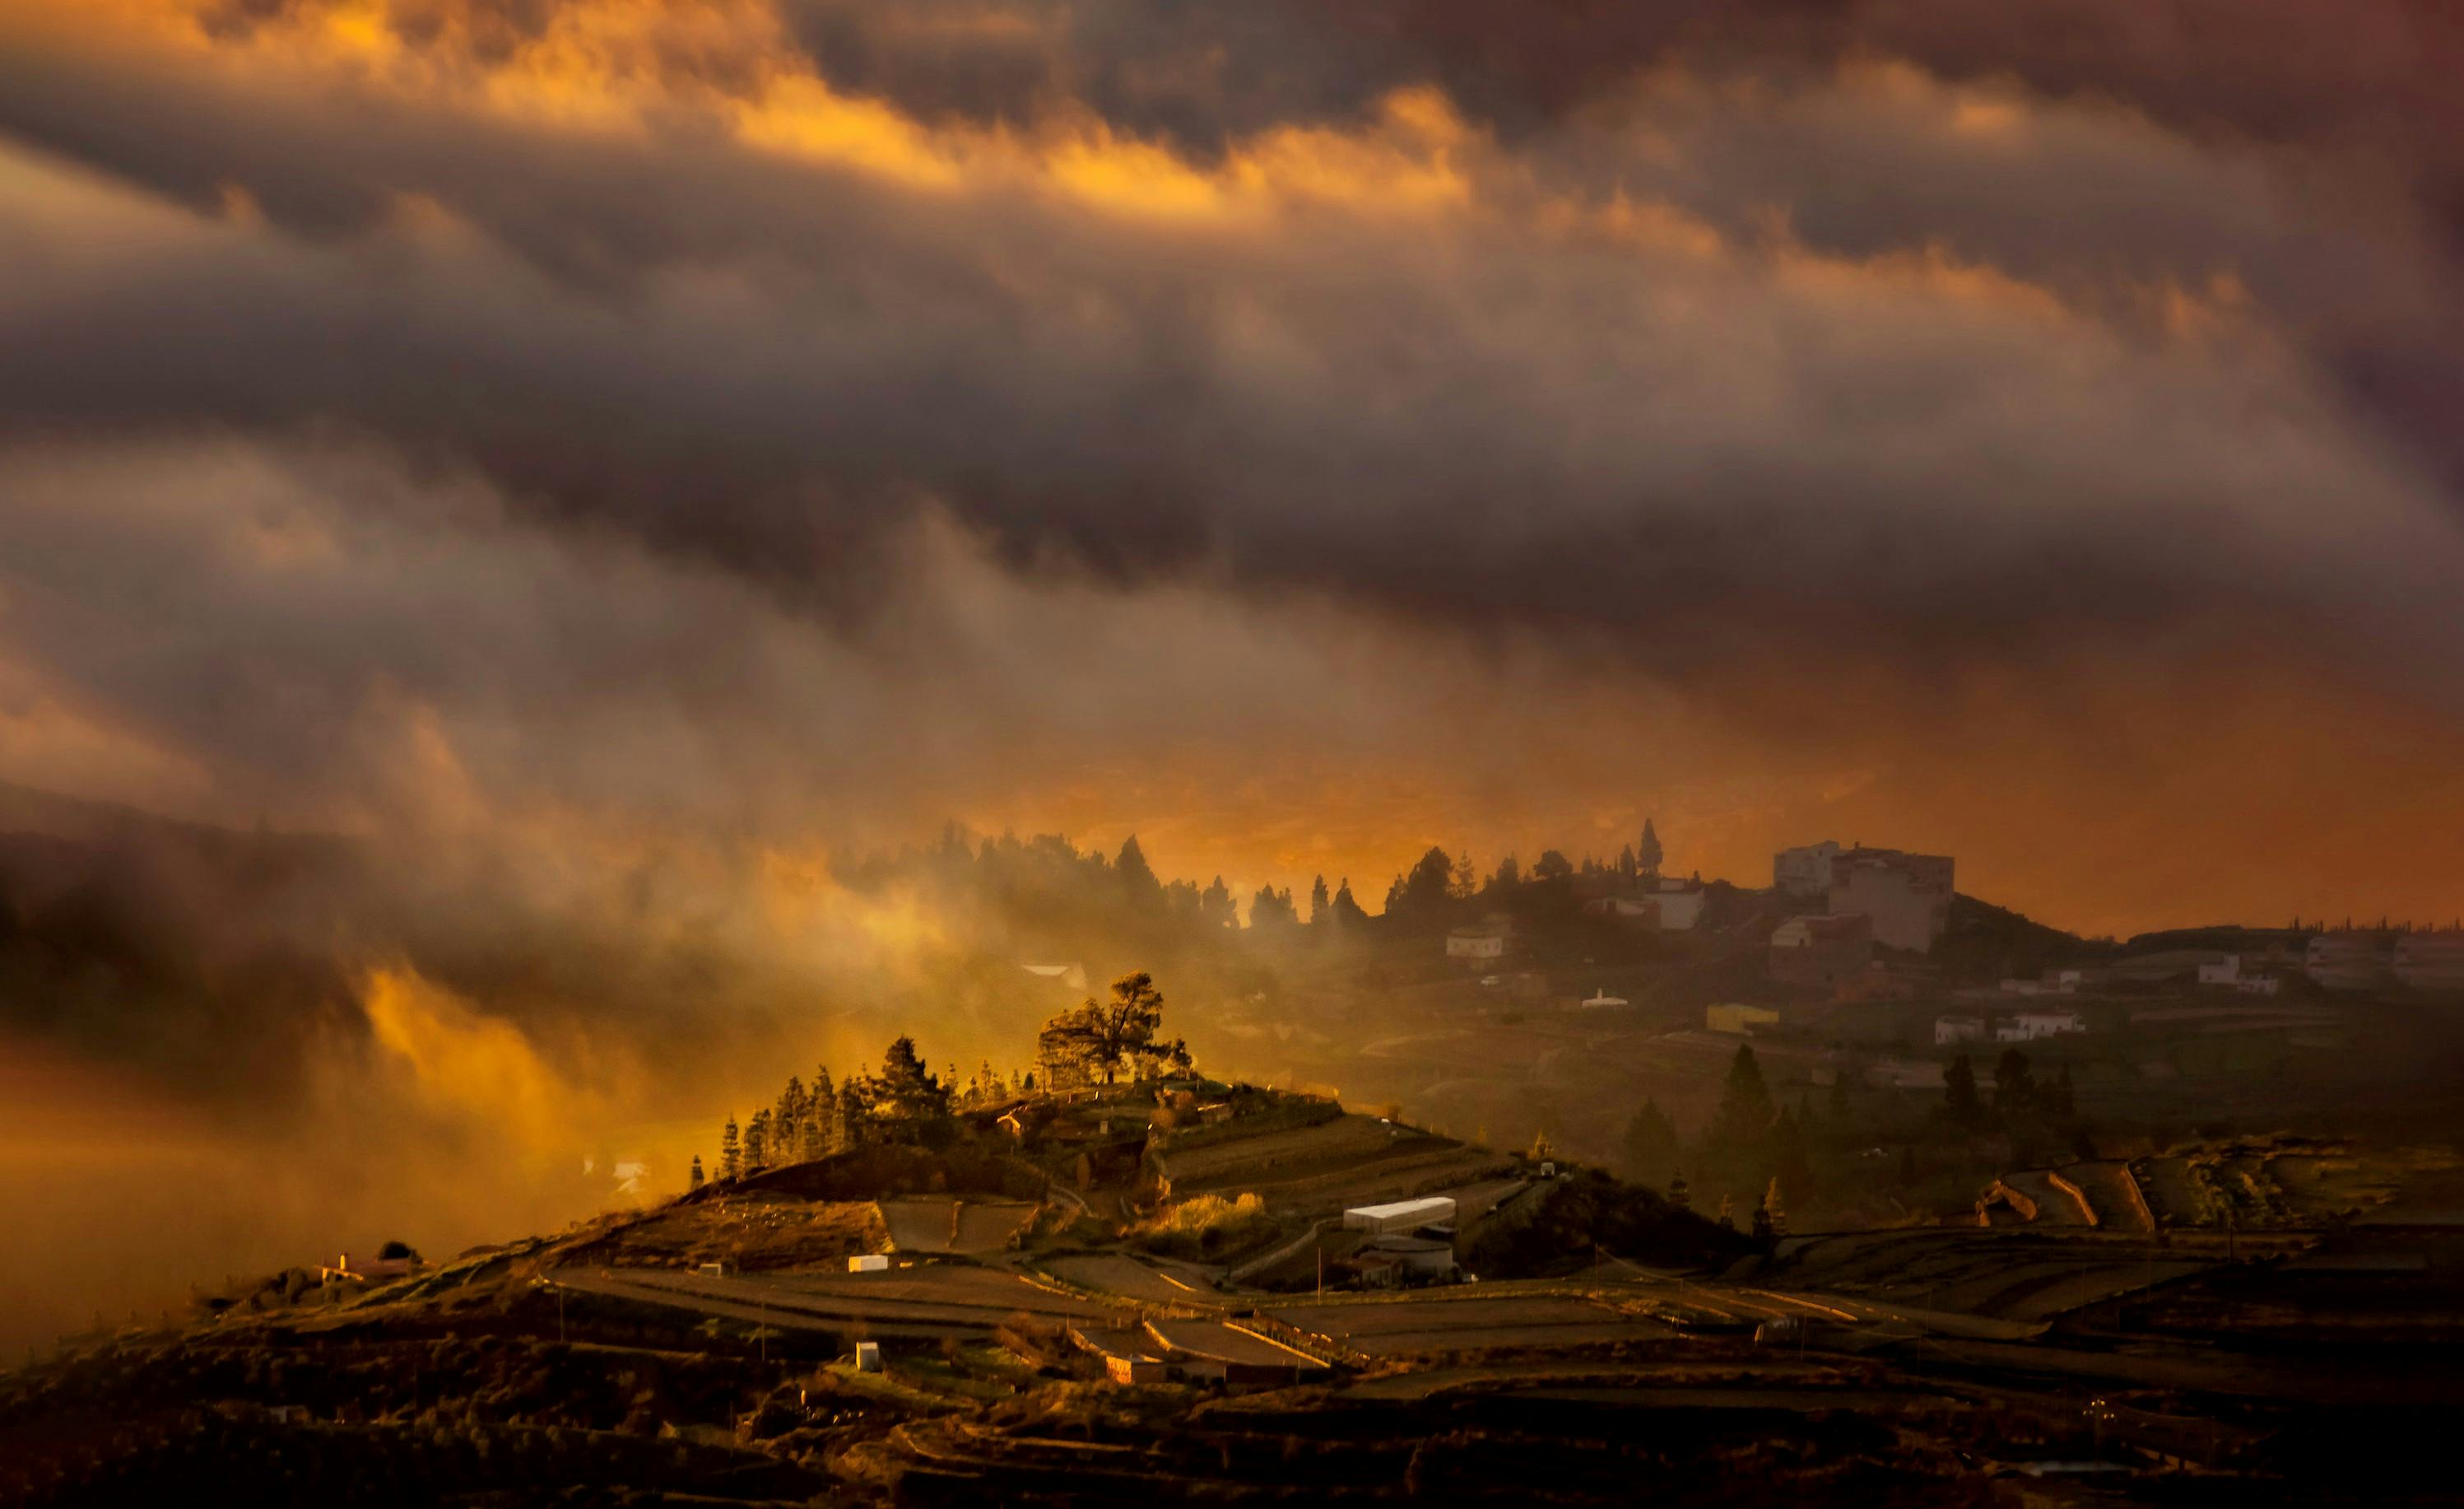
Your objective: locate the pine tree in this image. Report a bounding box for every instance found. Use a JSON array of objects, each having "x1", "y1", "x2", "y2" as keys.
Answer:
[
  {"x1": 811, "y1": 1068, "x2": 838, "y2": 1155},
  {"x1": 1758, "y1": 1177, "x2": 1787, "y2": 1239},
  {"x1": 1115, "y1": 835, "x2": 1161, "y2": 901},
  {"x1": 1638, "y1": 819, "x2": 1663, "y2": 878},
  {"x1": 1620, "y1": 1098, "x2": 1681, "y2": 1188},
  {"x1": 2045, "y1": 1064, "x2": 2076, "y2": 1118},
  {"x1": 1944, "y1": 1053, "x2": 1982, "y2": 1128},
  {"x1": 1705, "y1": 1044, "x2": 1776, "y2": 1172},
  {"x1": 719, "y1": 1118, "x2": 741, "y2": 1181},
  {"x1": 1992, "y1": 1049, "x2": 2037, "y2": 1115},
  {"x1": 1330, "y1": 878, "x2": 1368, "y2": 924},
  {"x1": 838, "y1": 1080, "x2": 868, "y2": 1149},
  {"x1": 1309, "y1": 875, "x2": 1329, "y2": 924},
  {"x1": 776, "y1": 1076, "x2": 807, "y2": 1164},
  {"x1": 745, "y1": 1109, "x2": 771, "y2": 1172},
  {"x1": 688, "y1": 1154, "x2": 705, "y2": 1190},
  {"x1": 1771, "y1": 1107, "x2": 1812, "y2": 1209}
]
